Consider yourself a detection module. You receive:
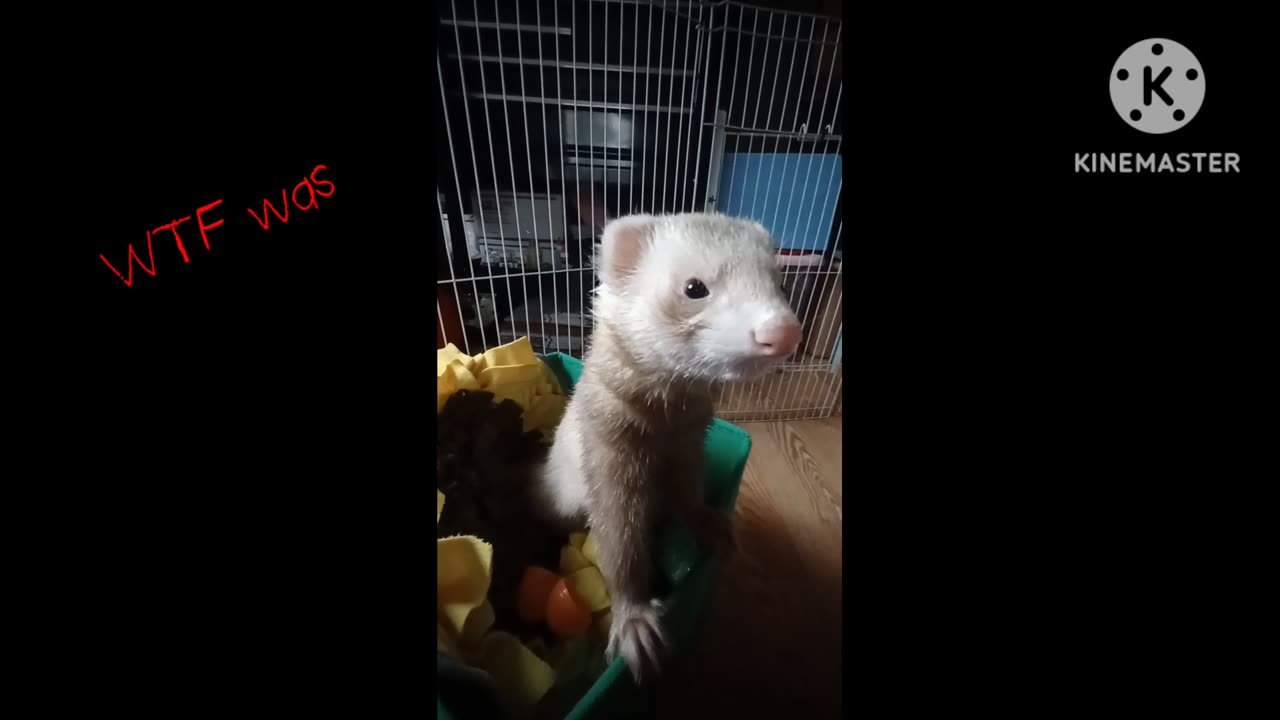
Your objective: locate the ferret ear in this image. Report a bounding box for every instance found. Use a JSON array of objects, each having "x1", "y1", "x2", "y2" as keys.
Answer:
[{"x1": 598, "y1": 215, "x2": 655, "y2": 285}]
